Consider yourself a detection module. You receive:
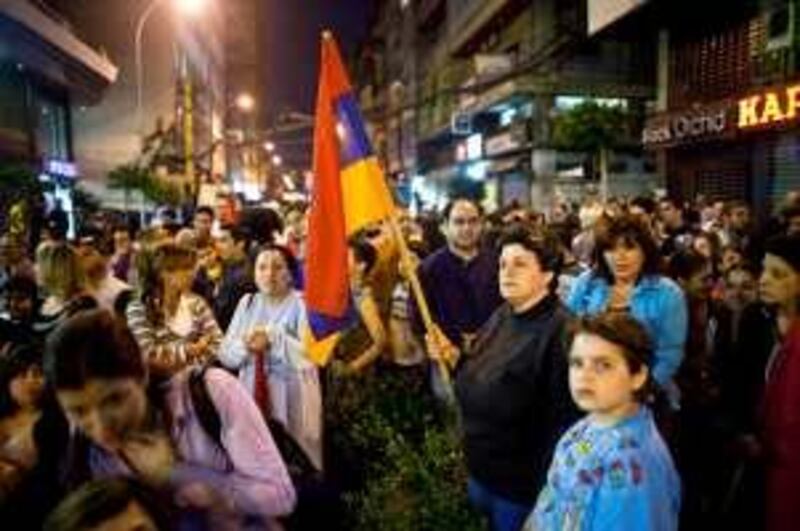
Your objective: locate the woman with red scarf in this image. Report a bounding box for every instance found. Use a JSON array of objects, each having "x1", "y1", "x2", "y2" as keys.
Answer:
[{"x1": 760, "y1": 234, "x2": 800, "y2": 531}]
